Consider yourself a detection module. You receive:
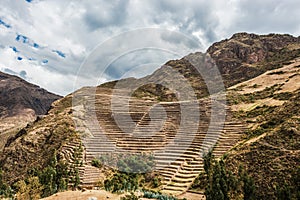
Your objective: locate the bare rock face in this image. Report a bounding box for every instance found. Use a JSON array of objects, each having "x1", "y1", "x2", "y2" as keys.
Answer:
[
  {"x1": 207, "y1": 33, "x2": 300, "y2": 86},
  {"x1": 0, "y1": 71, "x2": 61, "y2": 118},
  {"x1": 208, "y1": 33, "x2": 299, "y2": 63}
]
